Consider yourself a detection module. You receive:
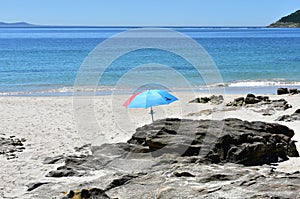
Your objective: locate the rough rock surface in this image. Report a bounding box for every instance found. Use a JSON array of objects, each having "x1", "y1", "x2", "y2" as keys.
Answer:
[
  {"x1": 189, "y1": 95, "x2": 224, "y2": 105},
  {"x1": 277, "y1": 88, "x2": 290, "y2": 95},
  {"x1": 25, "y1": 118, "x2": 300, "y2": 198},
  {"x1": 226, "y1": 94, "x2": 292, "y2": 116},
  {"x1": 33, "y1": 161, "x2": 300, "y2": 199},
  {"x1": 277, "y1": 87, "x2": 299, "y2": 95},
  {"x1": 128, "y1": 118, "x2": 298, "y2": 165},
  {"x1": 0, "y1": 135, "x2": 26, "y2": 160},
  {"x1": 276, "y1": 109, "x2": 300, "y2": 122},
  {"x1": 62, "y1": 188, "x2": 111, "y2": 199}
]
